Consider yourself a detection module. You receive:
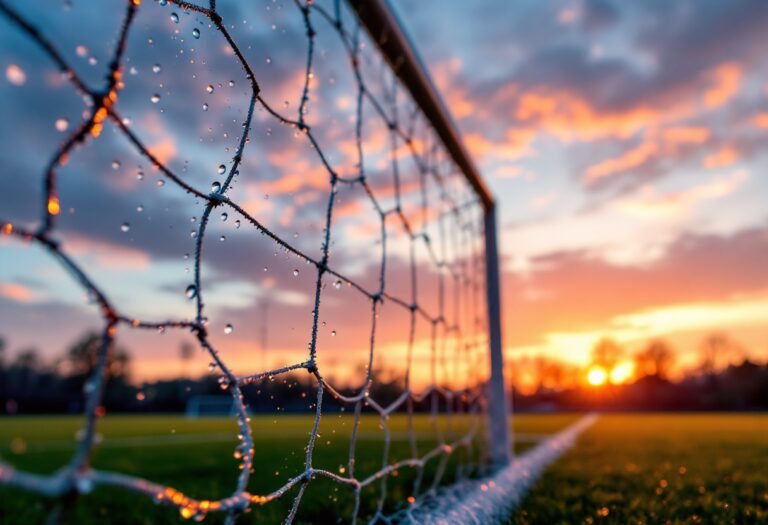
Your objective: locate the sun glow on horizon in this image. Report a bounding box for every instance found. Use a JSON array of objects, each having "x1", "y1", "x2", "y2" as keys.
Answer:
[{"x1": 587, "y1": 367, "x2": 607, "y2": 386}]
